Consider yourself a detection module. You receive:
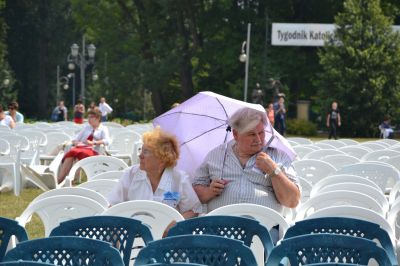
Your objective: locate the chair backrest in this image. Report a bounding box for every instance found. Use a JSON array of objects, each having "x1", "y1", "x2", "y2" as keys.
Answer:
[
  {"x1": 265, "y1": 234, "x2": 392, "y2": 266},
  {"x1": 320, "y1": 154, "x2": 360, "y2": 169},
  {"x1": 311, "y1": 174, "x2": 382, "y2": 197},
  {"x1": 50, "y1": 216, "x2": 153, "y2": 266},
  {"x1": 303, "y1": 149, "x2": 345, "y2": 160},
  {"x1": 338, "y1": 139, "x2": 359, "y2": 146},
  {"x1": 90, "y1": 170, "x2": 124, "y2": 180},
  {"x1": 167, "y1": 215, "x2": 274, "y2": 265},
  {"x1": 18, "y1": 130, "x2": 47, "y2": 146},
  {"x1": 283, "y1": 217, "x2": 397, "y2": 265},
  {"x1": 286, "y1": 137, "x2": 313, "y2": 145},
  {"x1": 206, "y1": 203, "x2": 289, "y2": 240},
  {"x1": 65, "y1": 155, "x2": 128, "y2": 186},
  {"x1": 359, "y1": 142, "x2": 387, "y2": 151},
  {"x1": 304, "y1": 206, "x2": 395, "y2": 242},
  {"x1": 107, "y1": 131, "x2": 141, "y2": 154},
  {"x1": 102, "y1": 200, "x2": 184, "y2": 239},
  {"x1": 3, "y1": 236, "x2": 124, "y2": 266},
  {"x1": 17, "y1": 195, "x2": 106, "y2": 236},
  {"x1": 78, "y1": 179, "x2": 119, "y2": 198},
  {"x1": 41, "y1": 132, "x2": 71, "y2": 155},
  {"x1": 102, "y1": 121, "x2": 124, "y2": 128},
  {"x1": 384, "y1": 155, "x2": 400, "y2": 172},
  {"x1": 389, "y1": 180, "x2": 400, "y2": 205},
  {"x1": 335, "y1": 162, "x2": 400, "y2": 192},
  {"x1": 338, "y1": 145, "x2": 371, "y2": 159},
  {"x1": 0, "y1": 261, "x2": 54, "y2": 265},
  {"x1": 30, "y1": 187, "x2": 109, "y2": 208},
  {"x1": 292, "y1": 146, "x2": 314, "y2": 160},
  {"x1": 387, "y1": 197, "x2": 400, "y2": 240},
  {"x1": 295, "y1": 190, "x2": 384, "y2": 221},
  {"x1": 0, "y1": 217, "x2": 28, "y2": 262},
  {"x1": 315, "y1": 140, "x2": 346, "y2": 148},
  {"x1": 292, "y1": 159, "x2": 337, "y2": 185},
  {"x1": 0, "y1": 139, "x2": 10, "y2": 155},
  {"x1": 298, "y1": 176, "x2": 313, "y2": 203},
  {"x1": 361, "y1": 149, "x2": 400, "y2": 162},
  {"x1": 135, "y1": 235, "x2": 257, "y2": 266},
  {"x1": 313, "y1": 182, "x2": 389, "y2": 213}
]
